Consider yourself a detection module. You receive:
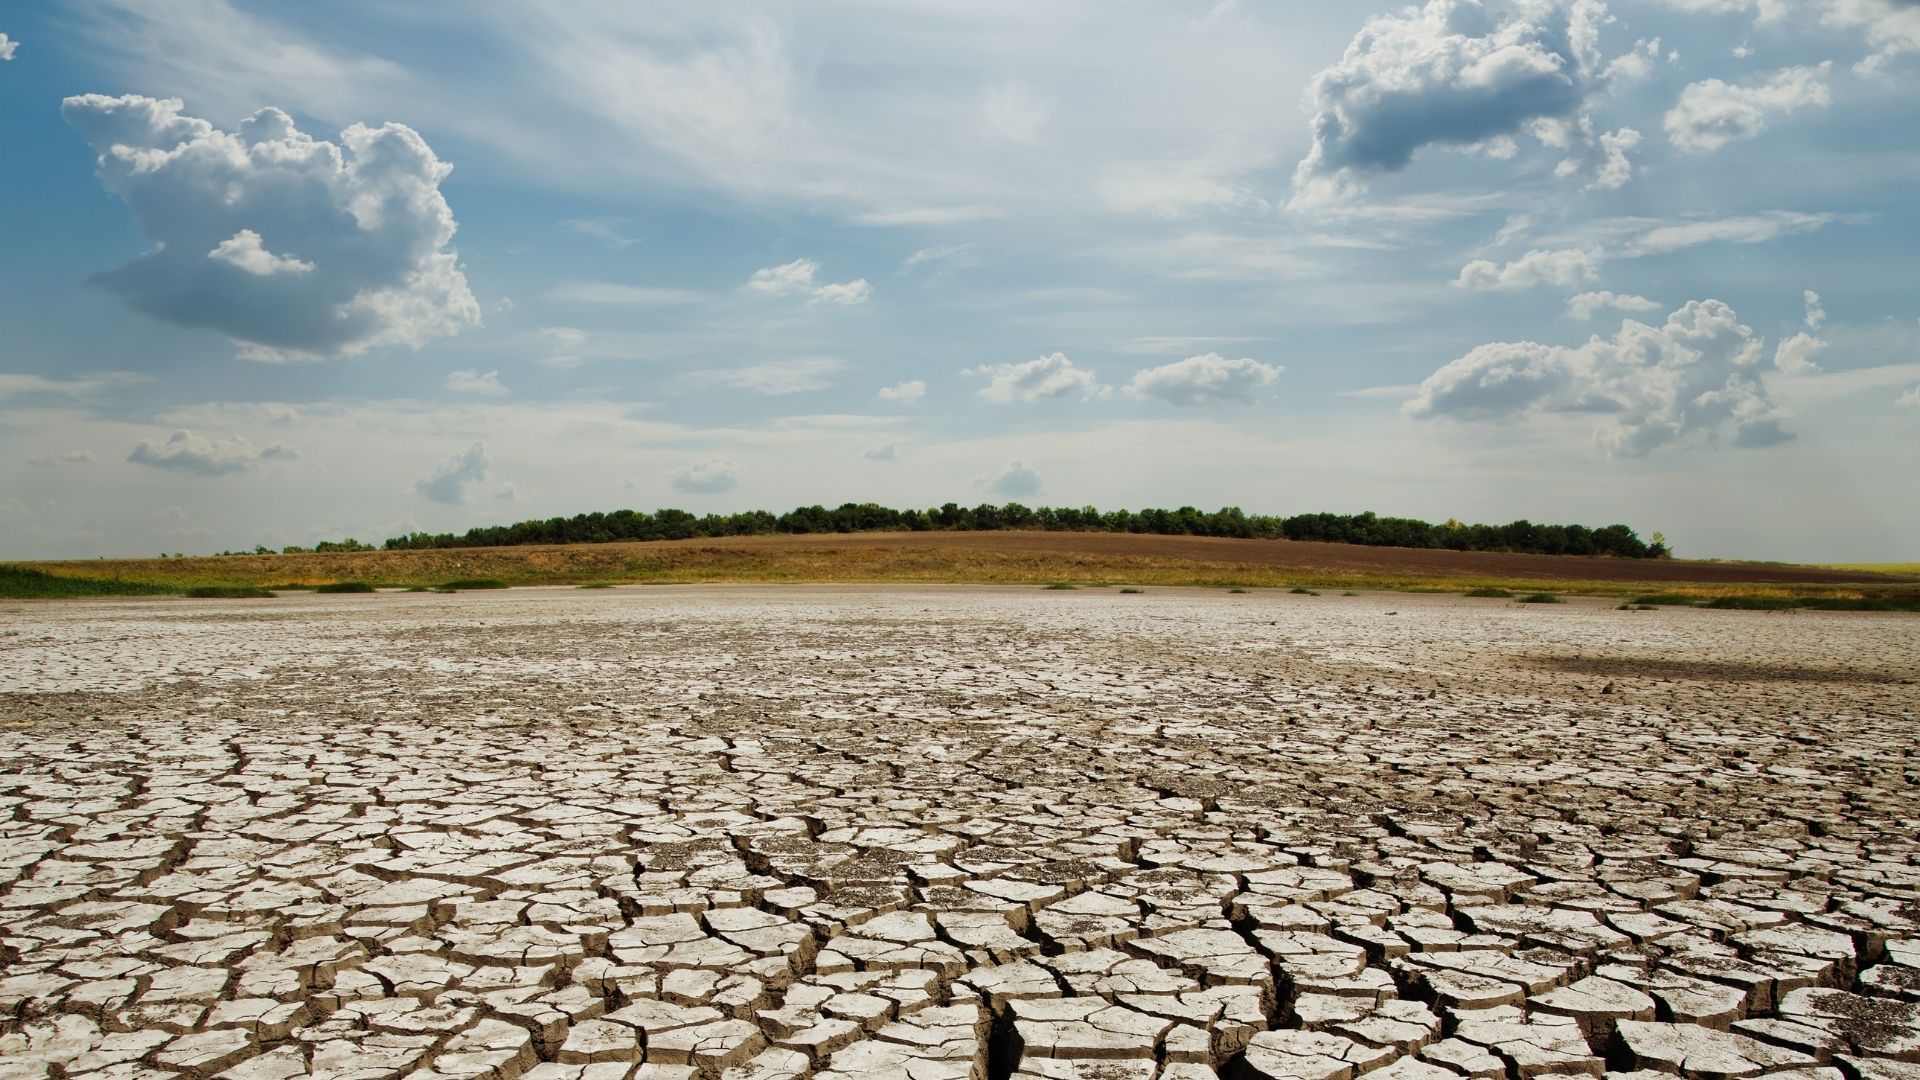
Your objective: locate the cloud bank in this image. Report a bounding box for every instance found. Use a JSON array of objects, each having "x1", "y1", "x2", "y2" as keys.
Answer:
[{"x1": 128, "y1": 429, "x2": 297, "y2": 476}]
